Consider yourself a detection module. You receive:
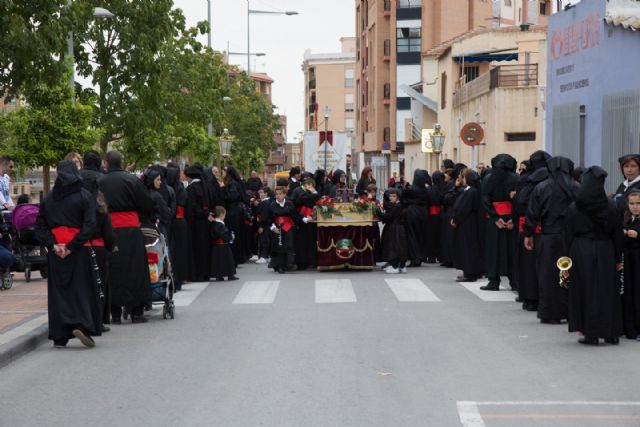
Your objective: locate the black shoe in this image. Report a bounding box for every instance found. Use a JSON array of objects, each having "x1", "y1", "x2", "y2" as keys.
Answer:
[
  {"x1": 626, "y1": 334, "x2": 638, "y2": 340},
  {"x1": 101, "y1": 325, "x2": 111, "y2": 333},
  {"x1": 131, "y1": 316, "x2": 148, "y2": 324},
  {"x1": 456, "y1": 276, "x2": 476, "y2": 283},
  {"x1": 278, "y1": 268, "x2": 286, "y2": 274},
  {"x1": 480, "y1": 282, "x2": 500, "y2": 291},
  {"x1": 72, "y1": 329, "x2": 95, "y2": 348},
  {"x1": 409, "y1": 260, "x2": 421, "y2": 267},
  {"x1": 523, "y1": 302, "x2": 538, "y2": 312},
  {"x1": 287, "y1": 265, "x2": 298, "y2": 272},
  {"x1": 215, "y1": 277, "x2": 225, "y2": 282},
  {"x1": 605, "y1": 337, "x2": 620, "y2": 345},
  {"x1": 227, "y1": 276, "x2": 239, "y2": 281},
  {"x1": 579, "y1": 337, "x2": 599, "y2": 345},
  {"x1": 111, "y1": 317, "x2": 122, "y2": 325},
  {"x1": 540, "y1": 319, "x2": 561, "y2": 325},
  {"x1": 515, "y1": 296, "x2": 524, "y2": 303}
]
